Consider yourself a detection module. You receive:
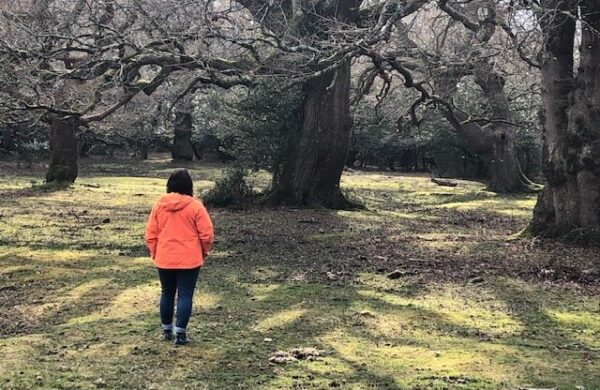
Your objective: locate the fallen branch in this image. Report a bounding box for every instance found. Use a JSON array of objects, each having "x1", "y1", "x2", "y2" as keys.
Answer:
[{"x1": 431, "y1": 178, "x2": 458, "y2": 187}]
